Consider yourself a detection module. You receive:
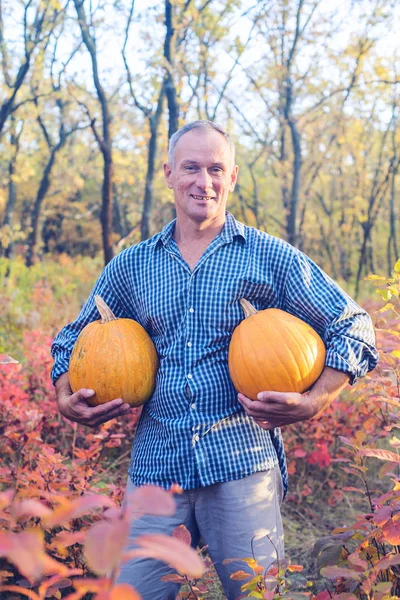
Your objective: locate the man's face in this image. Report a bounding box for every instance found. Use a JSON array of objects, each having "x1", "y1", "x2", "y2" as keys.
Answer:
[{"x1": 164, "y1": 129, "x2": 238, "y2": 224}]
